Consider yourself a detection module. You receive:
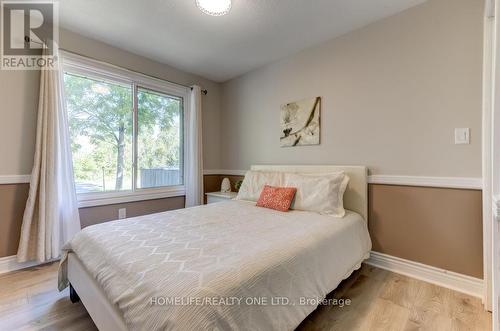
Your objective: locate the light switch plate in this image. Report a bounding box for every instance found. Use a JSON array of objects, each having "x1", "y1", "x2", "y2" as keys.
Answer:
[
  {"x1": 118, "y1": 208, "x2": 126, "y2": 219},
  {"x1": 454, "y1": 128, "x2": 470, "y2": 144}
]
